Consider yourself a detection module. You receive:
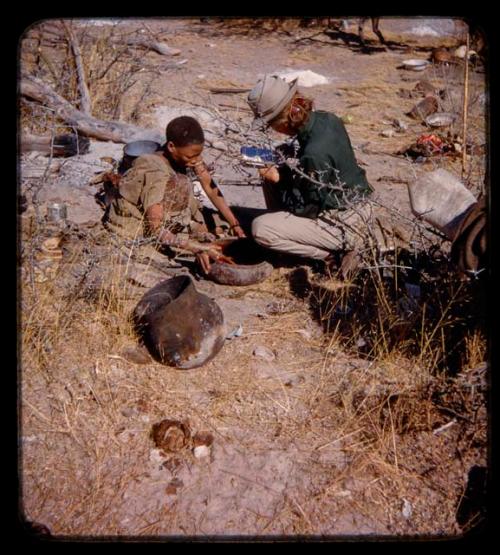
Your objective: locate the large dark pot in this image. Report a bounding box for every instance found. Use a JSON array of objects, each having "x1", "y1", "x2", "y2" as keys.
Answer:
[{"x1": 133, "y1": 276, "x2": 225, "y2": 369}]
